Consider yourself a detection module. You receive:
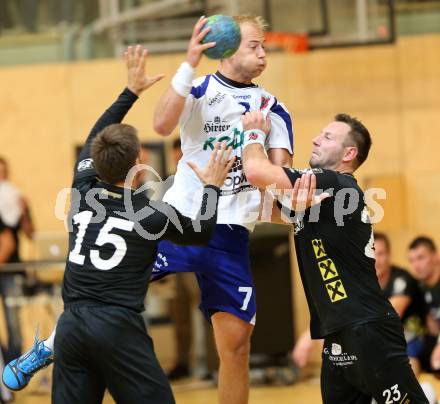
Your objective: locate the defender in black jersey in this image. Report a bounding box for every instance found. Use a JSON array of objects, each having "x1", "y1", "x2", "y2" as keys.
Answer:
[
  {"x1": 3, "y1": 47, "x2": 235, "y2": 404},
  {"x1": 241, "y1": 111, "x2": 428, "y2": 403}
]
